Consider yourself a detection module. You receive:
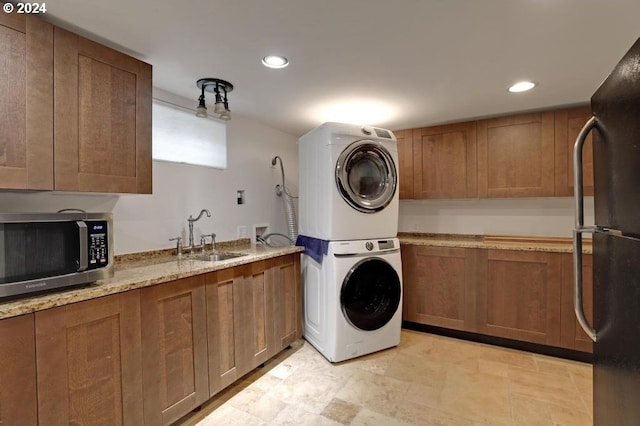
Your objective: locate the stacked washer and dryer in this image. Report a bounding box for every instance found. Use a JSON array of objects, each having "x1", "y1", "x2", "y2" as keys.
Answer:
[{"x1": 298, "y1": 122, "x2": 403, "y2": 363}]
